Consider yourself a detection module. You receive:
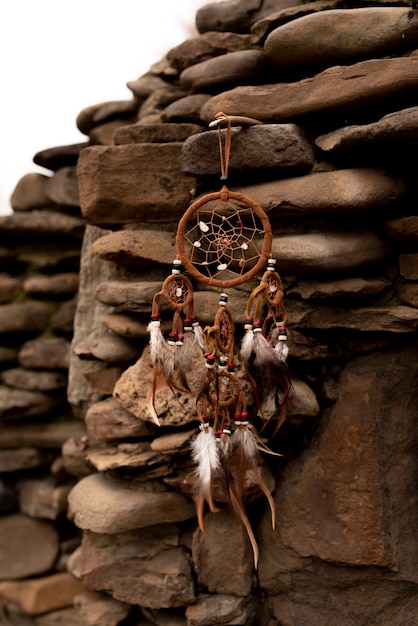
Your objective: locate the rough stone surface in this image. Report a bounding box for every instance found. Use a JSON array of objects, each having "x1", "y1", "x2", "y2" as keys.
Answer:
[
  {"x1": 0, "y1": 573, "x2": 85, "y2": 615},
  {"x1": 91, "y1": 229, "x2": 177, "y2": 266},
  {"x1": 77, "y1": 144, "x2": 196, "y2": 225},
  {"x1": 10, "y1": 172, "x2": 52, "y2": 211},
  {"x1": 182, "y1": 124, "x2": 314, "y2": 177},
  {"x1": 68, "y1": 472, "x2": 196, "y2": 533},
  {"x1": 201, "y1": 55, "x2": 418, "y2": 123},
  {"x1": 19, "y1": 338, "x2": 71, "y2": 370},
  {"x1": 114, "y1": 122, "x2": 203, "y2": 144},
  {"x1": 74, "y1": 590, "x2": 131, "y2": 626},
  {"x1": 0, "y1": 301, "x2": 50, "y2": 334},
  {"x1": 85, "y1": 397, "x2": 153, "y2": 440}
]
